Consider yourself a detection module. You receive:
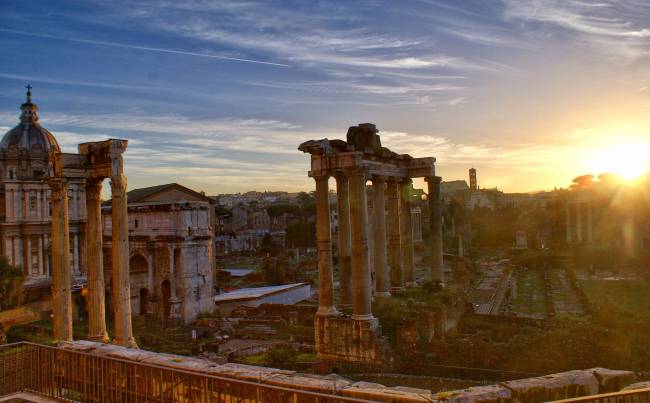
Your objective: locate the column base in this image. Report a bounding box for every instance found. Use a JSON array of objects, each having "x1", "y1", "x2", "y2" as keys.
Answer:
[
  {"x1": 390, "y1": 286, "x2": 405, "y2": 294},
  {"x1": 113, "y1": 337, "x2": 139, "y2": 349},
  {"x1": 373, "y1": 291, "x2": 391, "y2": 298},
  {"x1": 351, "y1": 313, "x2": 374, "y2": 321},
  {"x1": 316, "y1": 306, "x2": 340, "y2": 317},
  {"x1": 86, "y1": 333, "x2": 110, "y2": 344},
  {"x1": 404, "y1": 281, "x2": 416, "y2": 287}
]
